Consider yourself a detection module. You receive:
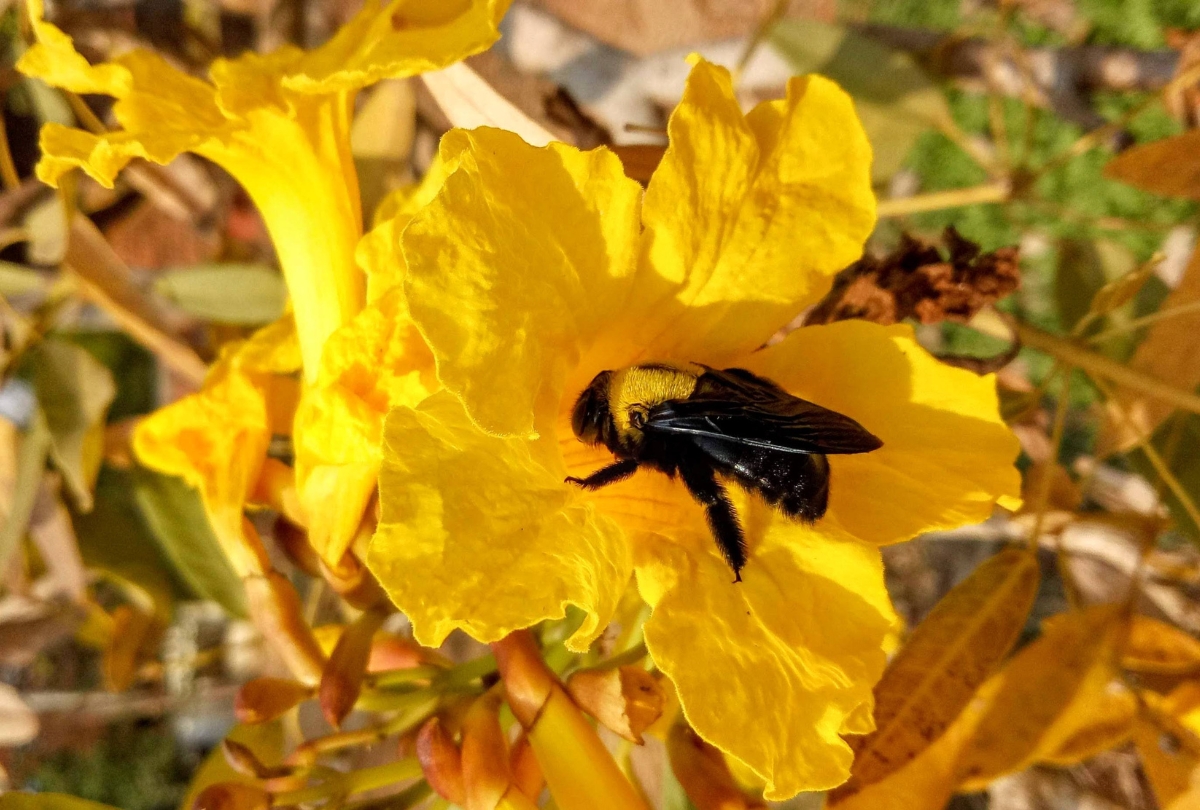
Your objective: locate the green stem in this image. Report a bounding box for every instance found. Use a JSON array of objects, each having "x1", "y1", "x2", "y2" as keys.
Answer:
[{"x1": 273, "y1": 760, "x2": 423, "y2": 806}]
